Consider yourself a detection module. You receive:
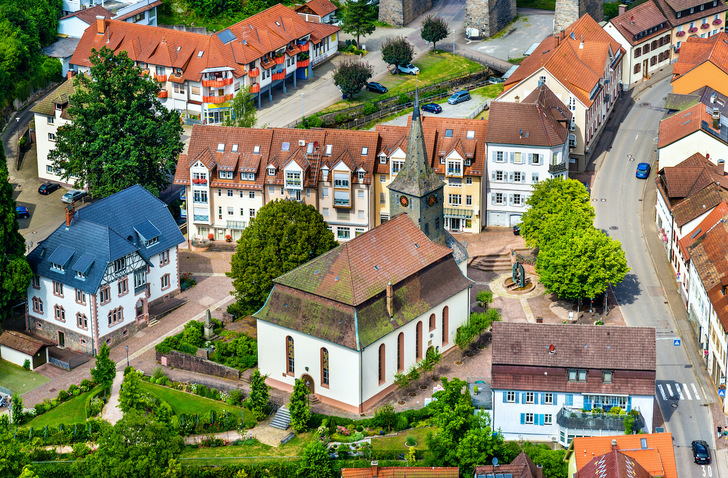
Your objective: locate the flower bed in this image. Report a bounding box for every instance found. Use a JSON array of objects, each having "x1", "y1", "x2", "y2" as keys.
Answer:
[{"x1": 676, "y1": 30, "x2": 686, "y2": 37}]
